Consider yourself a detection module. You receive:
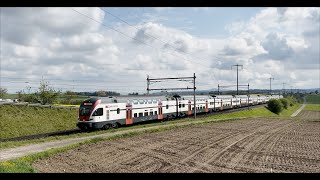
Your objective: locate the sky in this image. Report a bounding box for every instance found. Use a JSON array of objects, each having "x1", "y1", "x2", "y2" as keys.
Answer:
[{"x1": 0, "y1": 7, "x2": 319, "y2": 94}]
